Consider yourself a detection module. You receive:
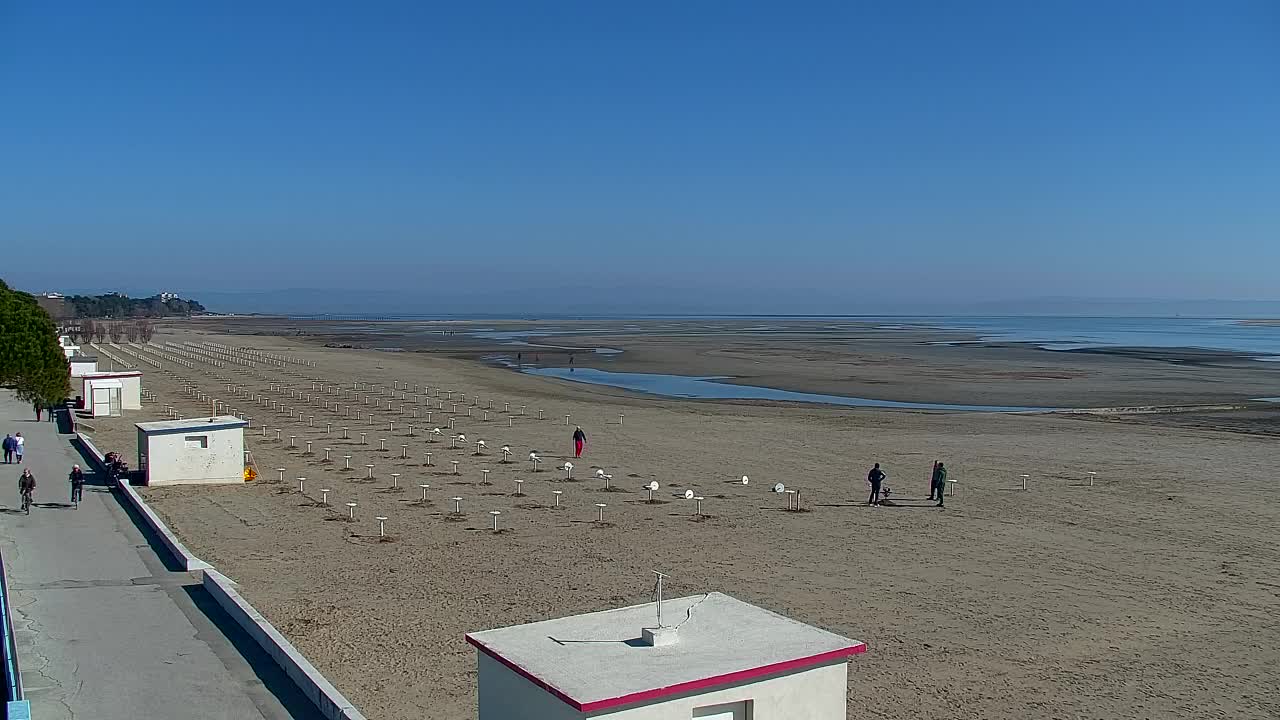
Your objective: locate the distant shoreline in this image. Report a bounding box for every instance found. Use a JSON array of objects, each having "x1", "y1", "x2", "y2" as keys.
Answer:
[{"x1": 1238, "y1": 318, "x2": 1280, "y2": 326}]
